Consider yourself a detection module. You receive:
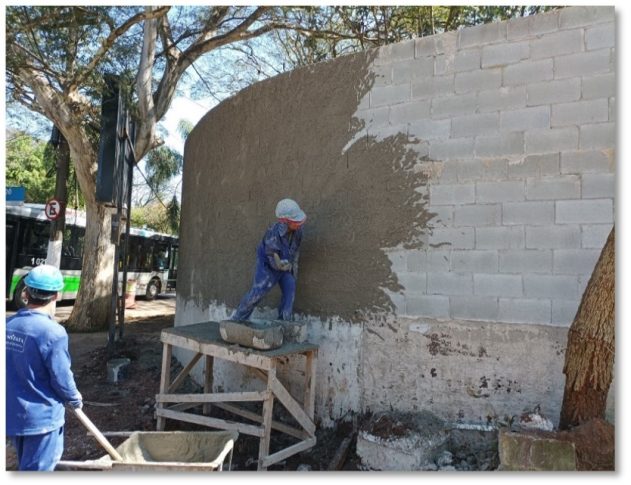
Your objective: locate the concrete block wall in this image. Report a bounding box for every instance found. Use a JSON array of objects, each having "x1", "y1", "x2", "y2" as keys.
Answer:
[
  {"x1": 357, "y1": 6, "x2": 615, "y2": 327},
  {"x1": 179, "y1": 6, "x2": 615, "y2": 428}
]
